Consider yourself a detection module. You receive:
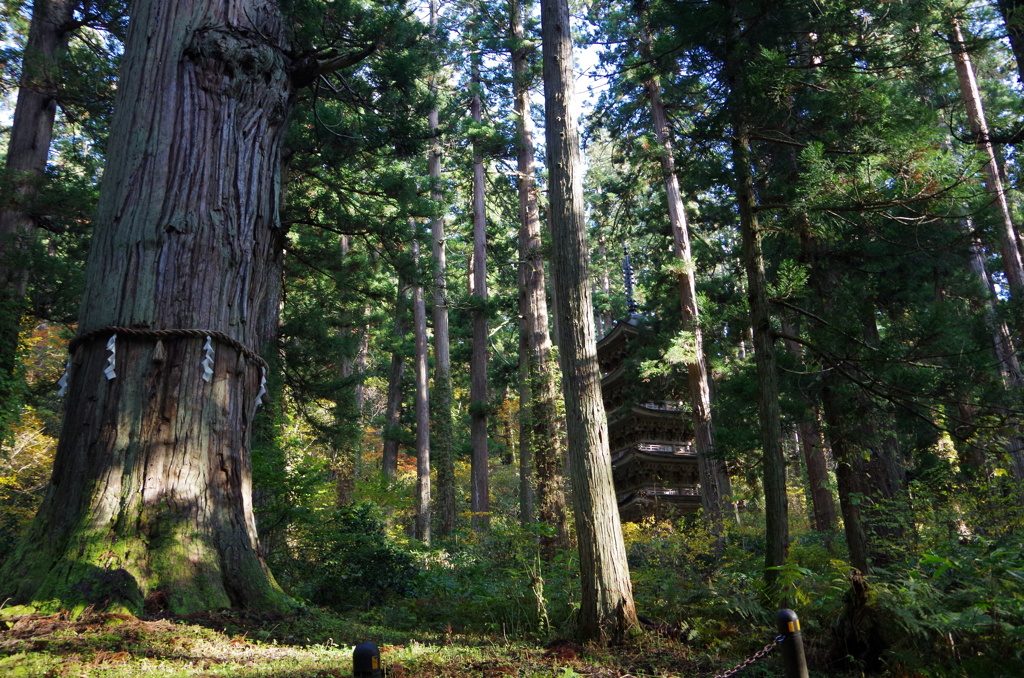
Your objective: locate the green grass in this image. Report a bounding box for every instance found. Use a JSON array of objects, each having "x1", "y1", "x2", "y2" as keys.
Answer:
[{"x1": 0, "y1": 607, "x2": 755, "y2": 678}]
